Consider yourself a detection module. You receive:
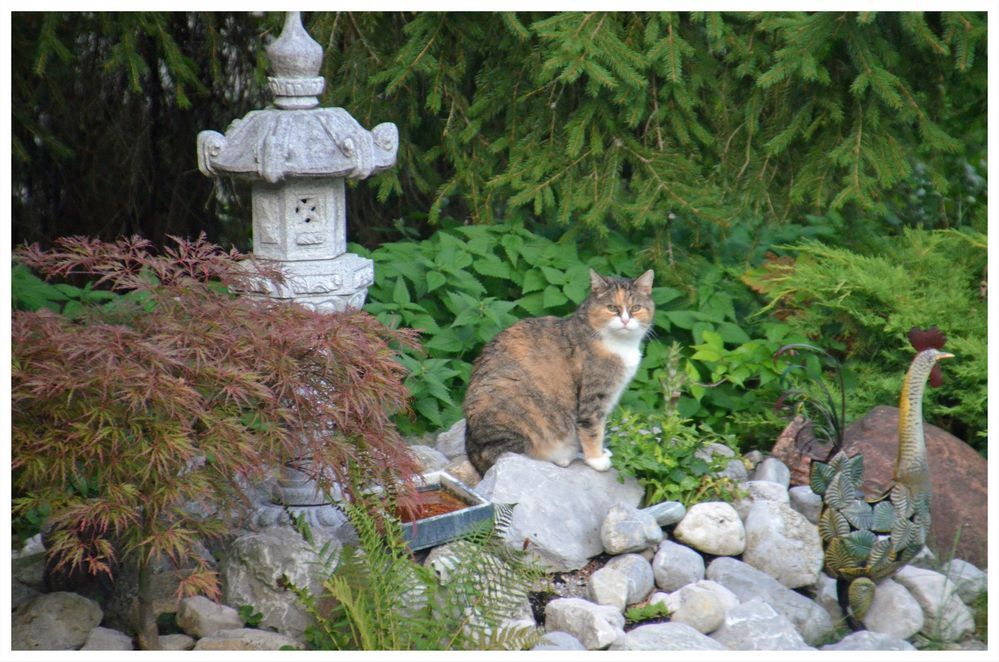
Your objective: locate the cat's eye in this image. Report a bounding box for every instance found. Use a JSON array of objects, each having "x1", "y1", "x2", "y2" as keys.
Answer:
[
  {"x1": 630, "y1": 305, "x2": 643, "y2": 313},
  {"x1": 606, "y1": 305, "x2": 620, "y2": 313}
]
